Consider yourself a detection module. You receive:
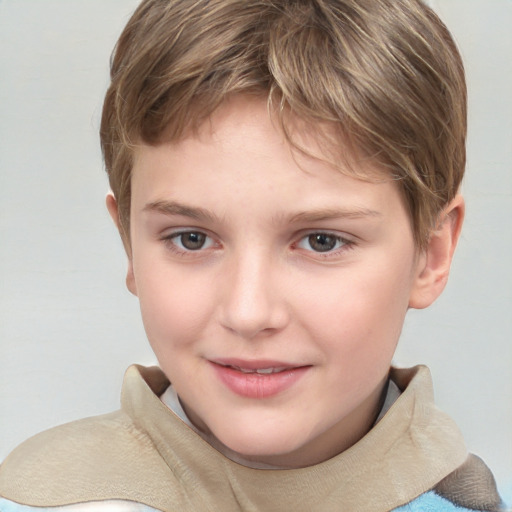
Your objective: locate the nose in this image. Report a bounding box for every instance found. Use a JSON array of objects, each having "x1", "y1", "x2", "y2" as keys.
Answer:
[{"x1": 218, "y1": 252, "x2": 289, "y2": 340}]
